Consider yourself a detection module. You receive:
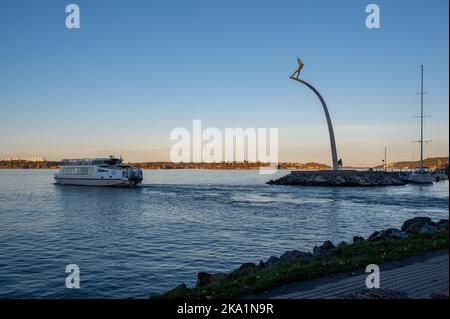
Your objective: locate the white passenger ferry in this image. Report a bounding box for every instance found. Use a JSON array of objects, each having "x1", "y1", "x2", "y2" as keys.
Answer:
[{"x1": 54, "y1": 156, "x2": 143, "y2": 186}]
